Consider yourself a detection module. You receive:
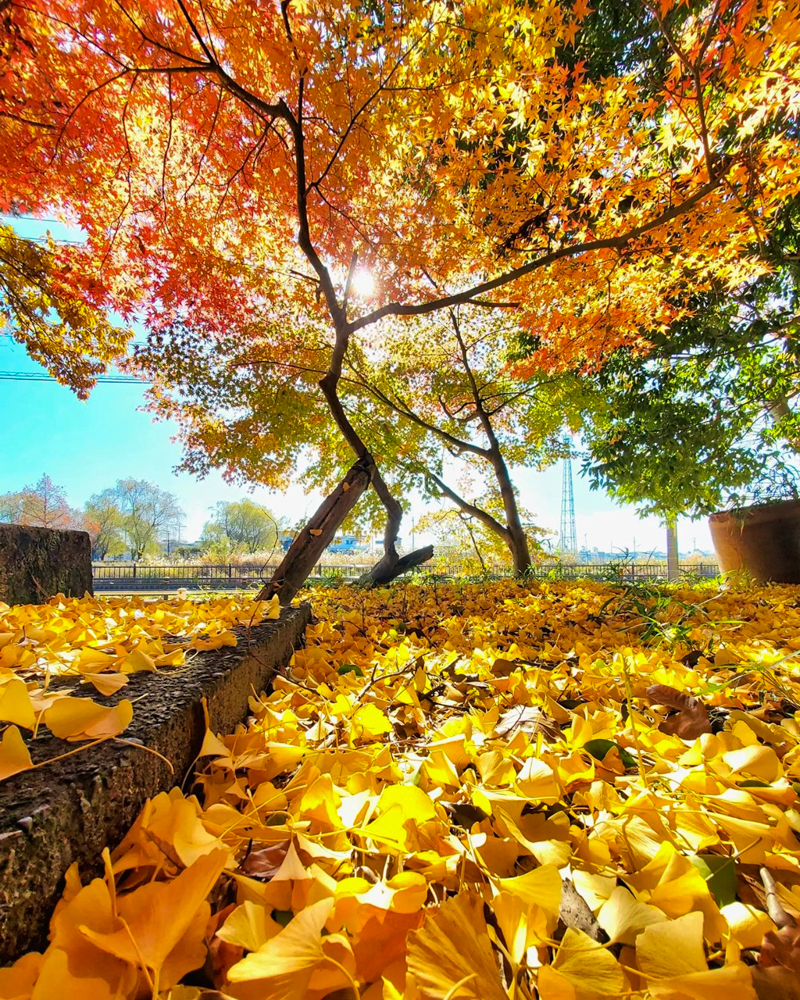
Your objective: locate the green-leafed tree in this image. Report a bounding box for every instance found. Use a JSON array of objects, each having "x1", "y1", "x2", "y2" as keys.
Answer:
[
  {"x1": 84, "y1": 492, "x2": 126, "y2": 560},
  {"x1": 574, "y1": 196, "x2": 800, "y2": 521},
  {"x1": 94, "y1": 479, "x2": 185, "y2": 562},
  {"x1": 202, "y1": 500, "x2": 283, "y2": 556}
]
